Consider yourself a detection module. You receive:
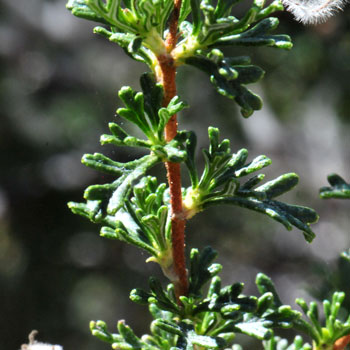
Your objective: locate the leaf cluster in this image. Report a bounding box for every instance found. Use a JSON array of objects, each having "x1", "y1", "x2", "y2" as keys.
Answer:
[
  {"x1": 178, "y1": 0, "x2": 292, "y2": 116},
  {"x1": 294, "y1": 292, "x2": 350, "y2": 349},
  {"x1": 182, "y1": 127, "x2": 318, "y2": 242},
  {"x1": 90, "y1": 247, "x2": 303, "y2": 350},
  {"x1": 67, "y1": 0, "x2": 292, "y2": 116}
]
